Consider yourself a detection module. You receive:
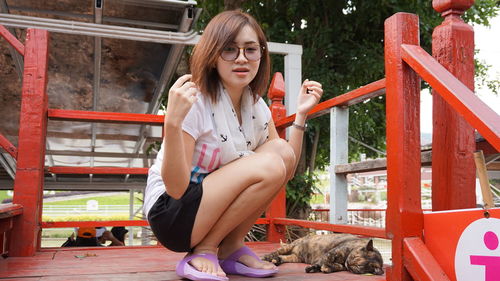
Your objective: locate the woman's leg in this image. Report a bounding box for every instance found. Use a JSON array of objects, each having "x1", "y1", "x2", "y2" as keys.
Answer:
[
  {"x1": 188, "y1": 139, "x2": 295, "y2": 277},
  {"x1": 218, "y1": 139, "x2": 295, "y2": 266}
]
